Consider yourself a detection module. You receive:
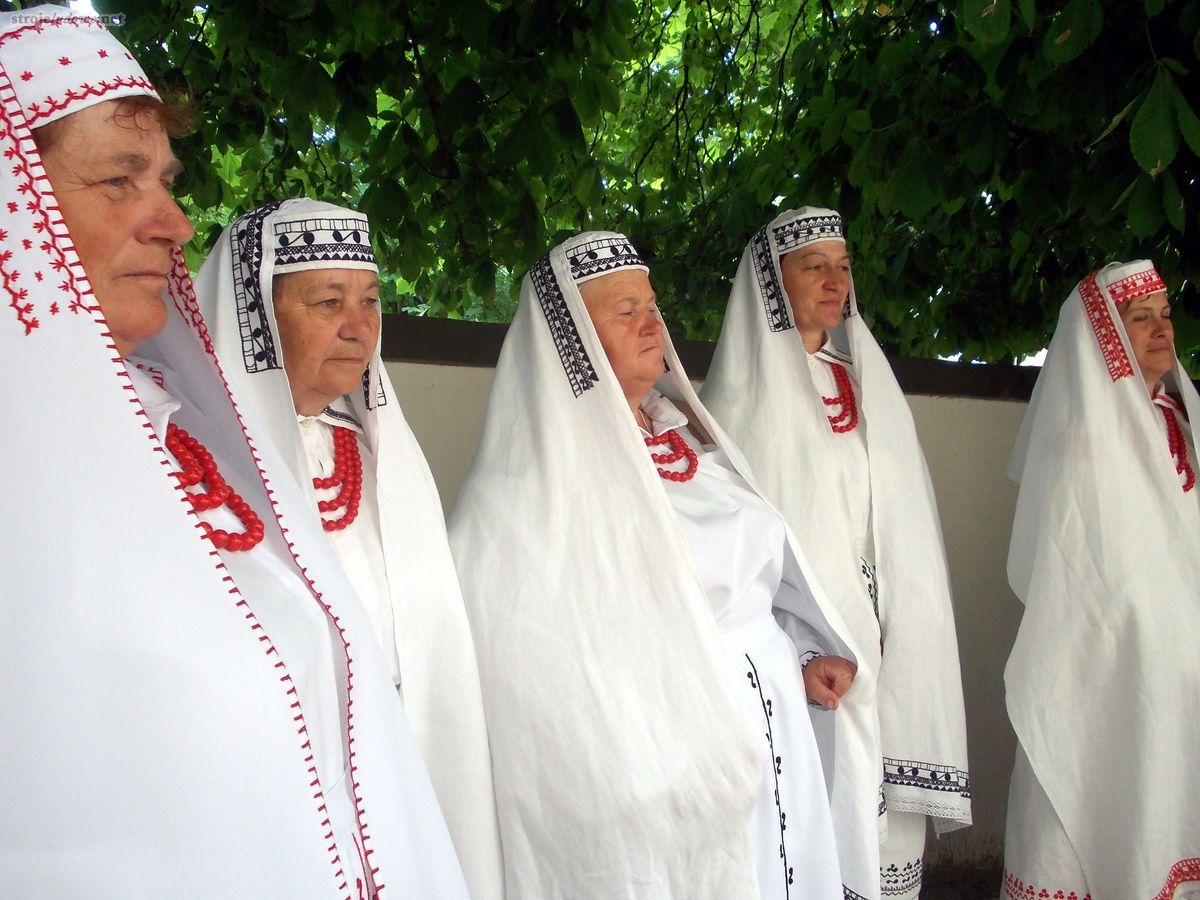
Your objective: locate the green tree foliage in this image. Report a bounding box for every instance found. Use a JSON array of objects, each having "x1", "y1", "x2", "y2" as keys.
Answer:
[{"x1": 84, "y1": 0, "x2": 1200, "y2": 364}]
